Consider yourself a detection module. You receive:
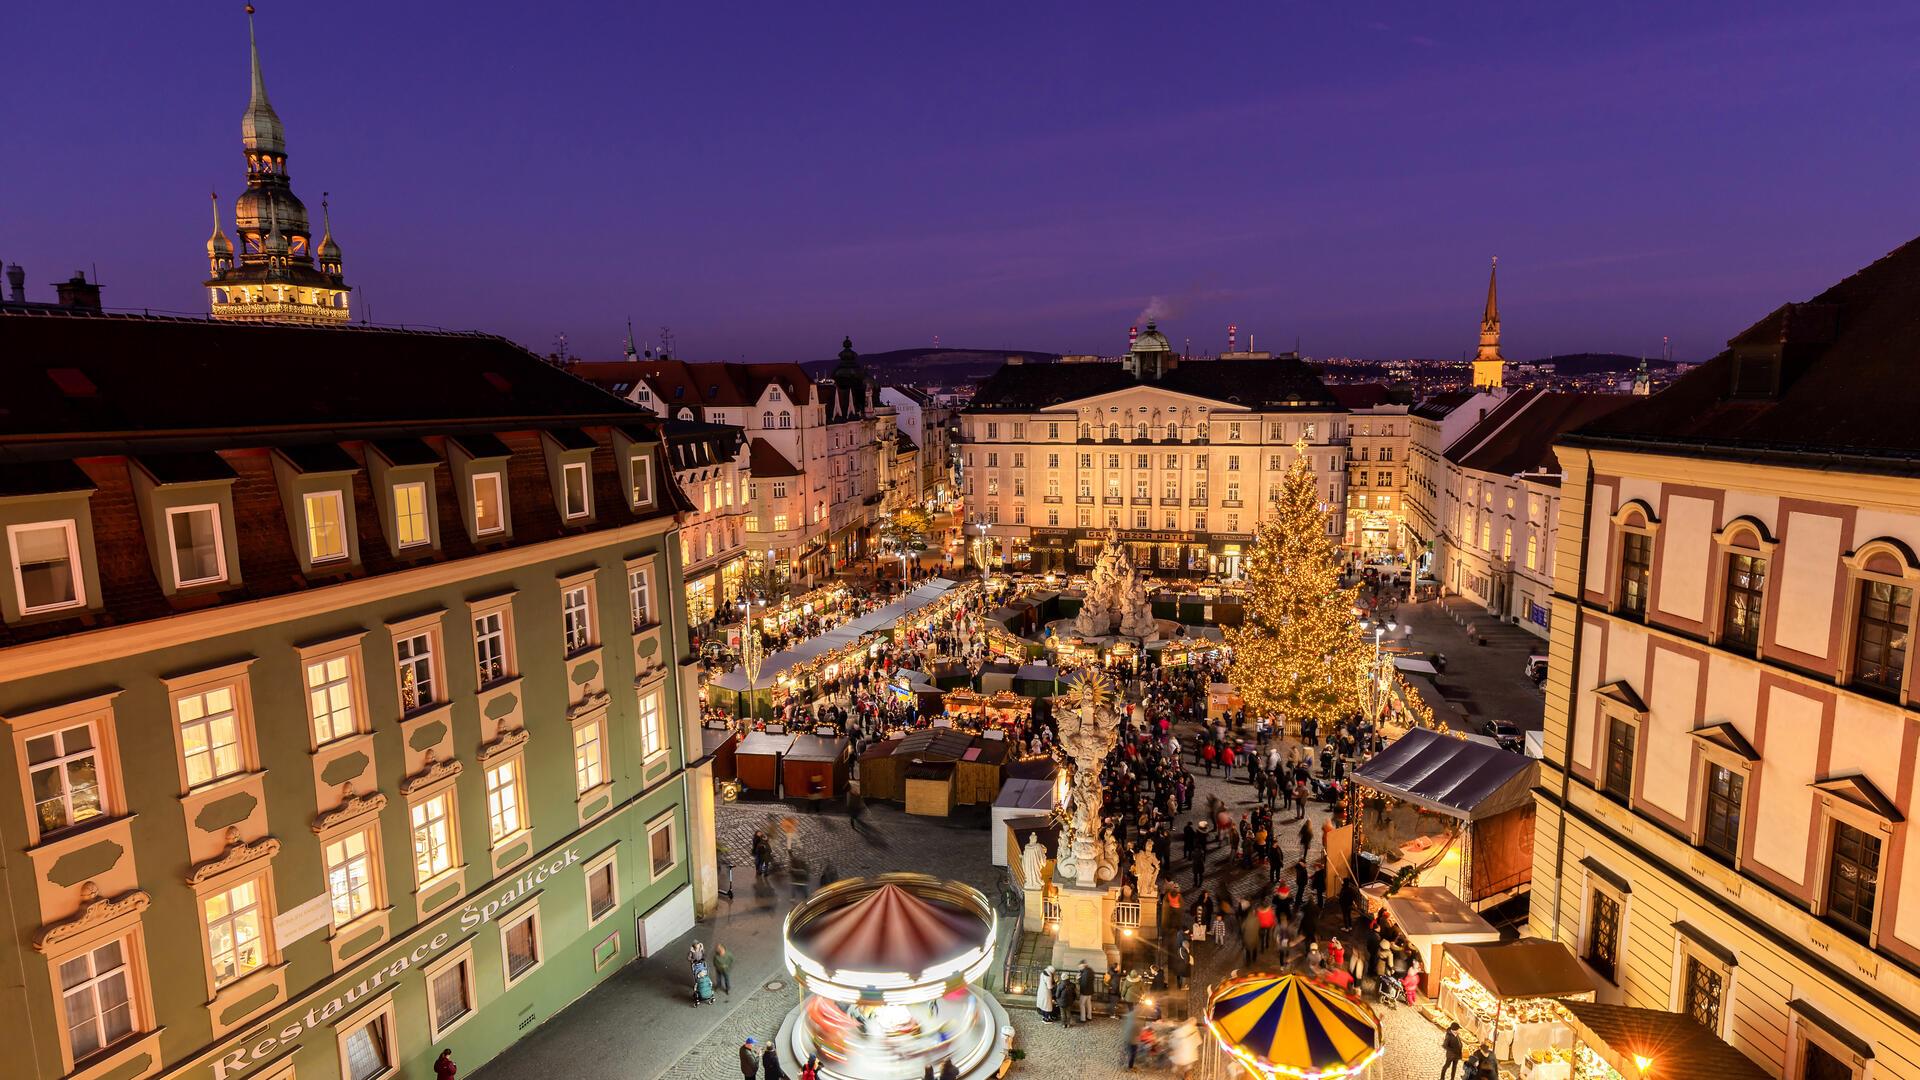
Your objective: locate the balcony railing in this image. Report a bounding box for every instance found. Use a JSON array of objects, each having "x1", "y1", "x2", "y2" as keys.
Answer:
[{"x1": 1112, "y1": 901, "x2": 1141, "y2": 928}]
